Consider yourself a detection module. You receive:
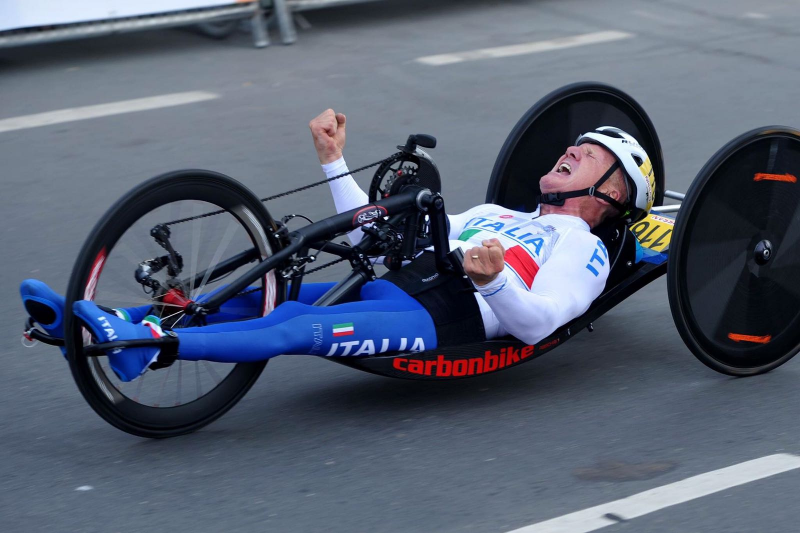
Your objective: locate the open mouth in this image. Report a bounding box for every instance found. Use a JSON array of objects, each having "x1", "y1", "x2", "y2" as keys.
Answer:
[{"x1": 556, "y1": 162, "x2": 572, "y2": 175}]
